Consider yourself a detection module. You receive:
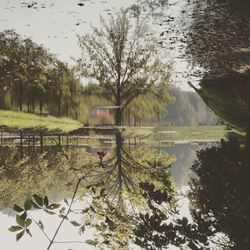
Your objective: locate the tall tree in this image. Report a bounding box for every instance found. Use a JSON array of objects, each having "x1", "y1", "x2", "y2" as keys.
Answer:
[{"x1": 77, "y1": 10, "x2": 171, "y2": 125}]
